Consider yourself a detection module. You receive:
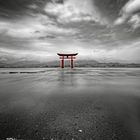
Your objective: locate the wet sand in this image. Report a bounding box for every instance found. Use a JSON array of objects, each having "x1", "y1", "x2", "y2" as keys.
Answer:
[{"x1": 0, "y1": 68, "x2": 140, "y2": 140}]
